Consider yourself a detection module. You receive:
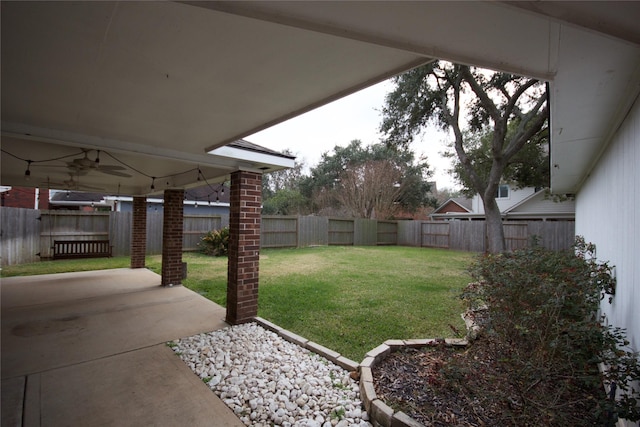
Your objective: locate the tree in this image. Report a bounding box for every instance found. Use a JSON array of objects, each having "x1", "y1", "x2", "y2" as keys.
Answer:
[
  {"x1": 433, "y1": 186, "x2": 462, "y2": 208},
  {"x1": 333, "y1": 159, "x2": 412, "y2": 219},
  {"x1": 446, "y1": 124, "x2": 549, "y2": 198},
  {"x1": 300, "y1": 140, "x2": 434, "y2": 219},
  {"x1": 381, "y1": 61, "x2": 548, "y2": 252},
  {"x1": 262, "y1": 150, "x2": 309, "y2": 215}
]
